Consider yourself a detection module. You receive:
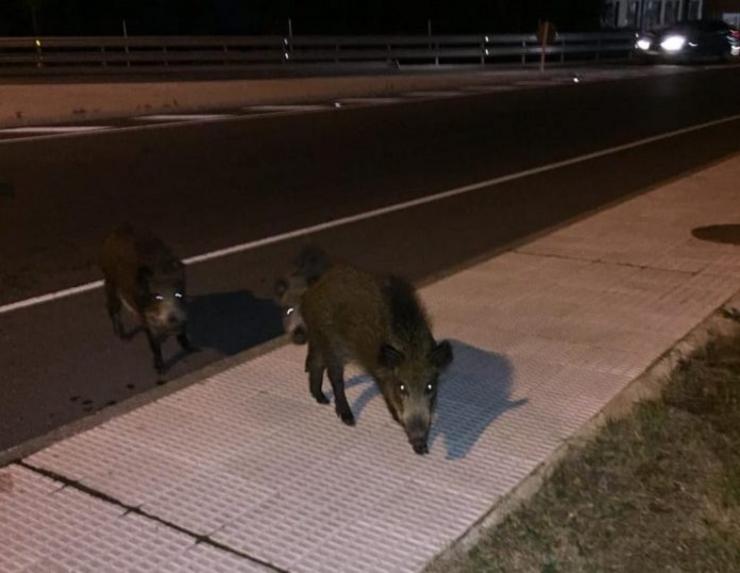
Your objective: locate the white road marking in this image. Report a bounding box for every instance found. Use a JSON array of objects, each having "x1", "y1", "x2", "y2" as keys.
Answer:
[
  {"x1": 0, "y1": 126, "x2": 110, "y2": 134},
  {"x1": 513, "y1": 80, "x2": 569, "y2": 87},
  {"x1": 244, "y1": 104, "x2": 331, "y2": 113},
  {"x1": 461, "y1": 85, "x2": 516, "y2": 92},
  {"x1": 335, "y1": 97, "x2": 407, "y2": 105},
  {"x1": 2, "y1": 112, "x2": 739, "y2": 316},
  {"x1": 0, "y1": 66, "x2": 723, "y2": 146},
  {"x1": 402, "y1": 91, "x2": 466, "y2": 97},
  {"x1": 134, "y1": 114, "x2": 234, "y2": 122}
]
